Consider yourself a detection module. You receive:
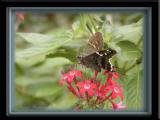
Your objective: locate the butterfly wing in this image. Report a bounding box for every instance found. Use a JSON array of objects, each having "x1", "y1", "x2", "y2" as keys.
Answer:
[
  {"x1": 78, "y1": 53, "x2": 101, "y2": 72},
  {"x1": 98, "y1": 50, "x2": 116, "y2": 71},
  {"x1": 84, "y1": 32, "x2": 104, "y2": 55},
  {"x1": 104, "y1": 59, "x2": 112, "y2": 71}
]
